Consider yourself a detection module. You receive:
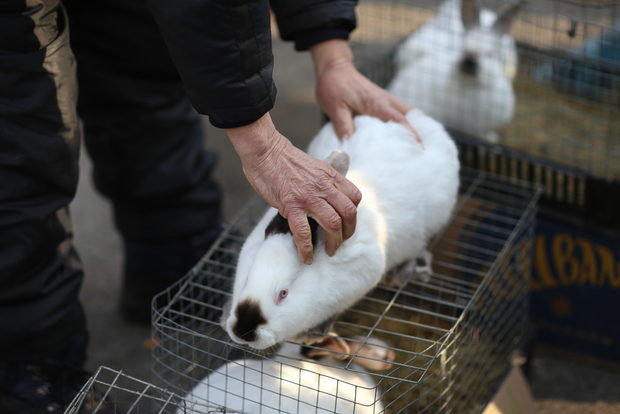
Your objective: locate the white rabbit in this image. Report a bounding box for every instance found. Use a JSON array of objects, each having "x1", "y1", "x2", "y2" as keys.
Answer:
[
  {"x1": 178, "y1": 335, "x2": 392, "y2": 414},
  {"x1": 223, "y1": 109, "x2": 459, "y2": 350},
  {"x1": 388, "y1": 0, "x2": 523, "y2": 142}
]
